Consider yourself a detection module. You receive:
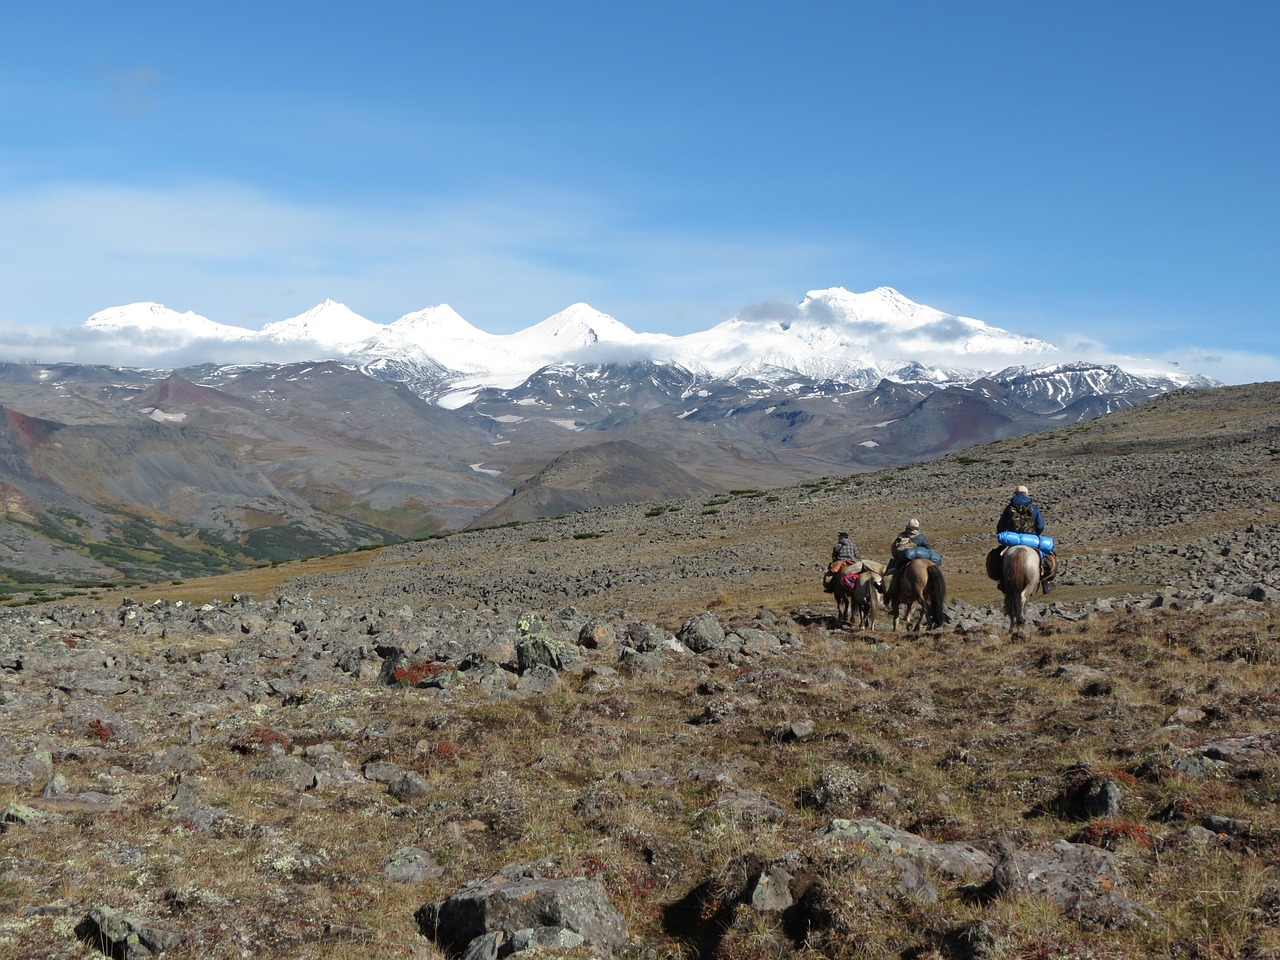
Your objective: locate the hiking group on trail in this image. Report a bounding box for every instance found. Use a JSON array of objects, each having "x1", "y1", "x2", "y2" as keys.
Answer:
[{"x1": 824, "y1": 483, "x2": 1059, "y2": 628}]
